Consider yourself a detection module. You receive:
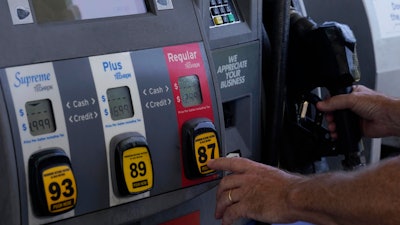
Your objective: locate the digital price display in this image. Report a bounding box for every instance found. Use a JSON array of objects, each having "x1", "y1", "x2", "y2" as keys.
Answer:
[
  {"x1": 178, "y1": 75, "x2": 203, "y2": 108},
  {"x1": 25, "y1": 99, "x2": 56, "y2": 136},
  {"x1": 33, "y1": 0, "x2": 148, "y2": 23},
  {"x1": 107, "y1": 86, "x2": 134, "y2": 121}
]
